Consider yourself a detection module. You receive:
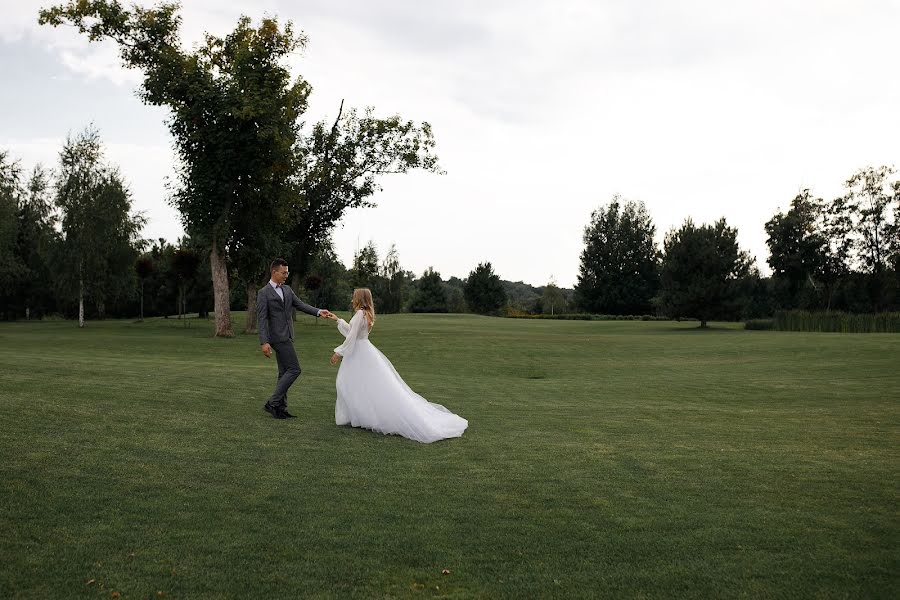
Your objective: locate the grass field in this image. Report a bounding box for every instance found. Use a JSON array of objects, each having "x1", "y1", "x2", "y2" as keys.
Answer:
[{"x1": 1, "y1": 313, "x2": 898, "y2": 598}]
